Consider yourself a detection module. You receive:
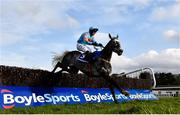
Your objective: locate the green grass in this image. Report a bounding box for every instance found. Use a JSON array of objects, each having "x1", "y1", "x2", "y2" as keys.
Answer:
[{"x1": 0, "y1": 97, "x2": 180, "y2": 114}]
